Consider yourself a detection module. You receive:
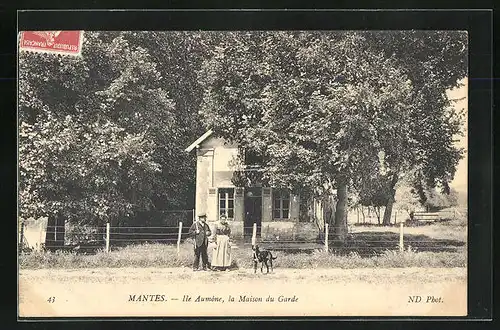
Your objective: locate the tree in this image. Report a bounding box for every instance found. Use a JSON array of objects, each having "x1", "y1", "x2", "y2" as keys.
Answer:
[
  {"x1": 19, "y1": 32, "x2": 163, "y2": 226},
  {"x1": 393, "y1": 178, "x2": 421, "y2": 218},
  {"x1": 116, "y1": 31, "x2": 217, "y2": 209},
  {"x1": 339, "y1": 32, "x2": 467, "y2": 226},
  {"x1": 200, "y1": 31, "x2": 415, "y2": 240},
  {"x1": 19, "y1": 31, "x2": 209, "y2": 228},
  {"x1": 356, "y1": 172, "x2": 393, "y2": 224},
  {"x1": 364, "y1": 31, "x2": 467, "y2": 225},
  {"x1": 19, "y1": 116, "x2": 160, "y2": 226},
  {"x1": 415, "y1": 185, "x2": 460, "y2": 212}
]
